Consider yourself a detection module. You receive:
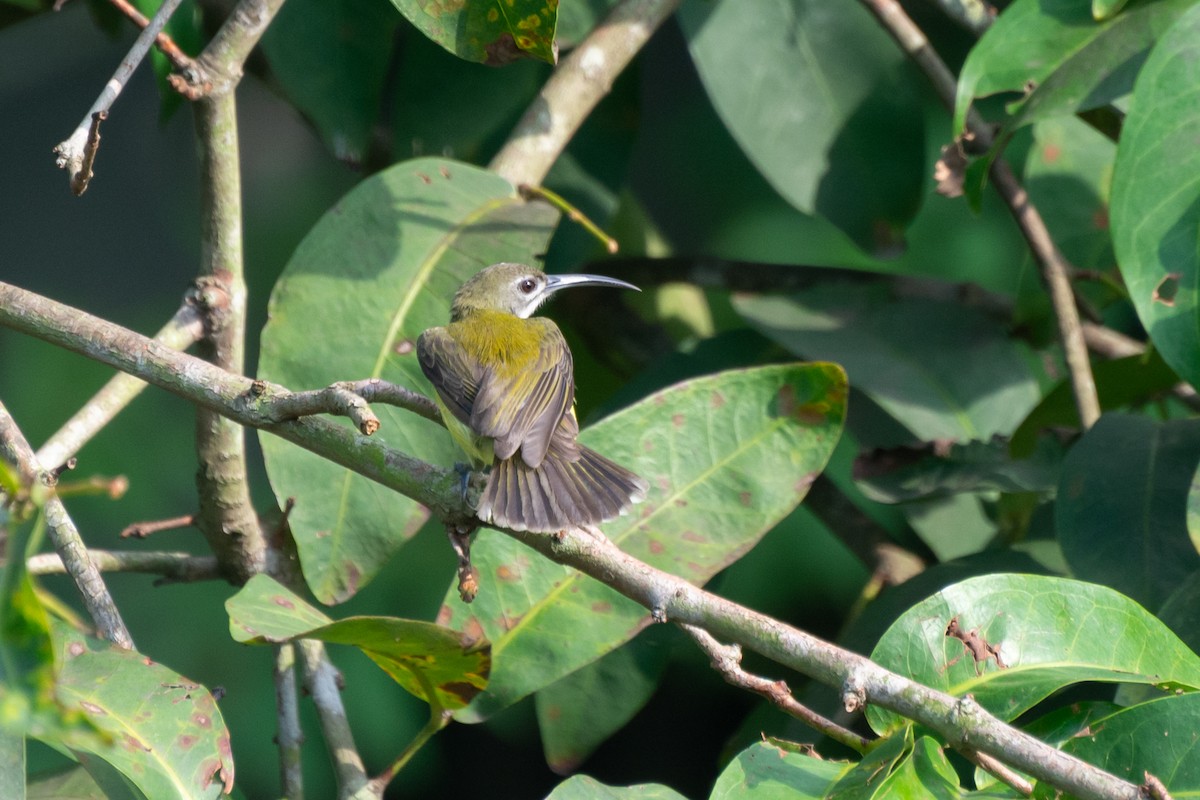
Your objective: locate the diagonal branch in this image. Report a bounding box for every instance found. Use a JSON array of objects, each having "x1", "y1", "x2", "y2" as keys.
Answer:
[
  {"x1": 0, "y1": 403, "x2": 134, "y2": 649},
  {"x1": 858, "y1": 0, "x2": 1101, "y2": 430},
  {"x1": 490, "y1": 0, "x2": 681, "y2": 186},
  {"x1": 0, "y1": 279, "x2": 1146, "y2": 799}
]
